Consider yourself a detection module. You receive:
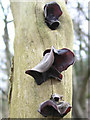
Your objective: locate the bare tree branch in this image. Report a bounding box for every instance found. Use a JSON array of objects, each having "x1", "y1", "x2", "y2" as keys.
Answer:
[
  {"x1": 77, "y1": 2, "x2": 89, "y2": 21},
  {"x1": 0, "y1": 87, "x2": 8, "y2": 97},
  {"x1": 0, "y1": 1, "x2": 5, "y2": 14}
]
